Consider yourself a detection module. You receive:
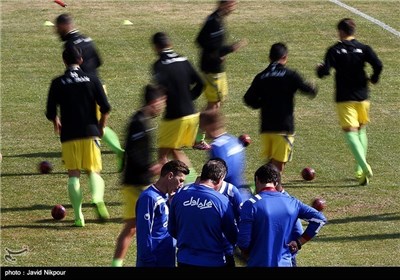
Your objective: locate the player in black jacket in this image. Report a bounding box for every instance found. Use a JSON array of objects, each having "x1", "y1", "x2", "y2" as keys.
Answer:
[
  {"x1": 55, "y1": 13, "x2": 124, "y2": 171},
  {"x1": 244, "y1": 42, "x2": 317, "y2": 176},
  {"x1": 316, "y1": 18, "x2": 383, "y2": 185},
  {"x1": 194, "y1": 0, "x2": 247, "y2": 150},
  {"x1": 46, "y1": 47, "x2": 111, "y2": 227},
  {"x1": 112, "y1": 84, "x2": 167, "y2": 267},
  {"x1": 152, "y1": 32, "x2": 204, "y2": 184}
]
